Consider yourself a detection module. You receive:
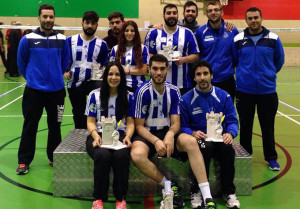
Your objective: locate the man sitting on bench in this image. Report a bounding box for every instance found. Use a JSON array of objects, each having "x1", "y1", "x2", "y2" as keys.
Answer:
[{"x1": 180, "y1": 60, "x2": 240, "y2": 209}]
